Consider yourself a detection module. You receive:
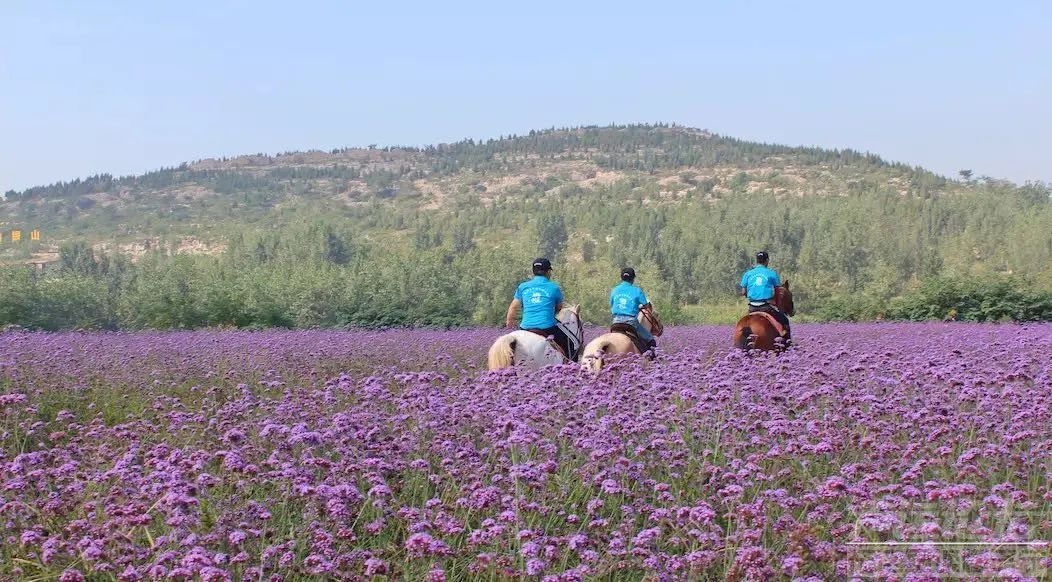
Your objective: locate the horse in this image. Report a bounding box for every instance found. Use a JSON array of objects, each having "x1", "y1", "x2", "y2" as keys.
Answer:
[
  {"x1": 581, "y1": 308, "x2": 664, "y2": 373},
  {"x1": 733, "y1": 281, "x2": 795, "y2": 352},
  {"x1": 487, "y1": 305, "x2": 583, "y2": 371}
]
